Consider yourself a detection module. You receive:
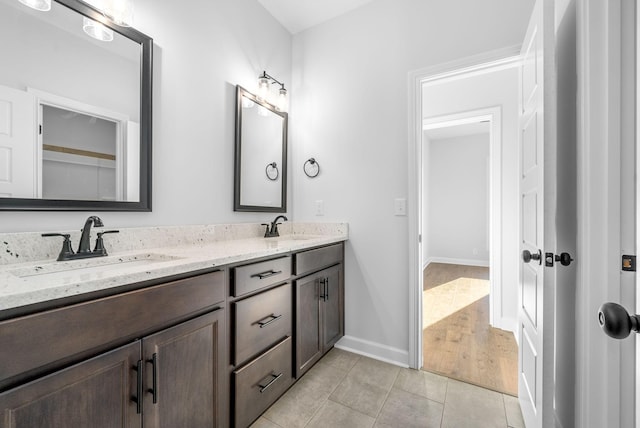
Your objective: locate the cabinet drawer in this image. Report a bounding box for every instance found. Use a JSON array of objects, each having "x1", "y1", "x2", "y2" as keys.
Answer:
[
  {"x1": 0, "y1": 270, "x2": 225, "y2": 391},
  {"x1": 233, "y1": 337, "x2": 293, "y2": 428},
  {"x1": 232, "y1": 256, "x2": 291, "y2": 297},
  {"x1": 233, "y1": 283, "x2": 292, "y2": 365},
  {"x1": 295, "y1": 243, "x2": 343, "y2": 276}
]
